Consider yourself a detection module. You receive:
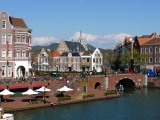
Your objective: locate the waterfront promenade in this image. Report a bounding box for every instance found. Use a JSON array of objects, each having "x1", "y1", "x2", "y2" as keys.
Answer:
[{"x1": 0, "y1": 77, "x2": 120, "y2": 112}]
